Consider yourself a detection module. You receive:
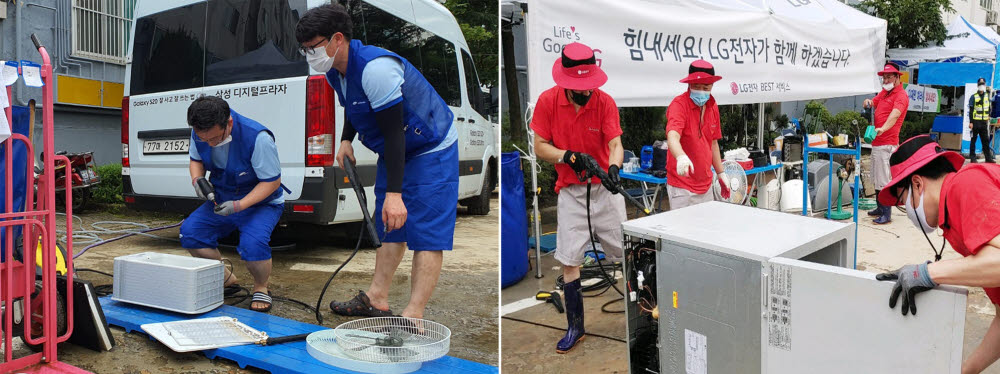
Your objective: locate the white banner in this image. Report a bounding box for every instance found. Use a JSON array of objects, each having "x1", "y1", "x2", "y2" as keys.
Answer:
[
  {"x1": 526, "y1": 0, "x2": 887, "y2": 107},
  {"x1": 963, "y1": 83, "x2": 976, "y2": 148},
  {"x1": 903, "y1": 84, "x2": 941, "y2": 113}
]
